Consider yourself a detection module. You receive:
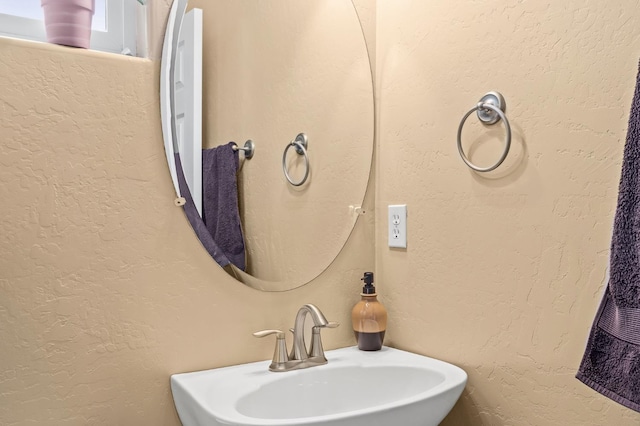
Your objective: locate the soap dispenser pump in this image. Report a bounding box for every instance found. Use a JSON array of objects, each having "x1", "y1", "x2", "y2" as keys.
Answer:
[{"x1": 351, "y1": 272, "x2": 387, "y2": 351}]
